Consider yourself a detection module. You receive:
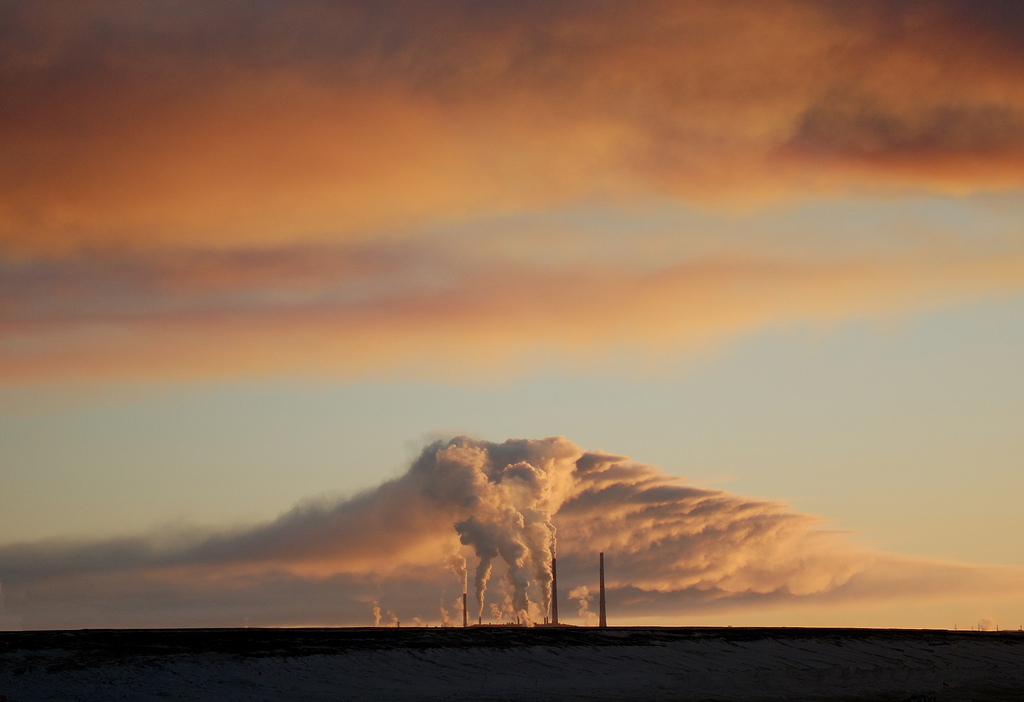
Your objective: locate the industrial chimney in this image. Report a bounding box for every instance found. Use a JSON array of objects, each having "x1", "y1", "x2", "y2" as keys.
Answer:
[
  {"x1": 463, "y1": 591, "x2": 468, "y2": 628},
  {"x1": 598, "y1": 552, "x2": 607, "y2": 628},
  {"x1": 551, "y1": 555, "x2": 559, "y2": 625}
]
